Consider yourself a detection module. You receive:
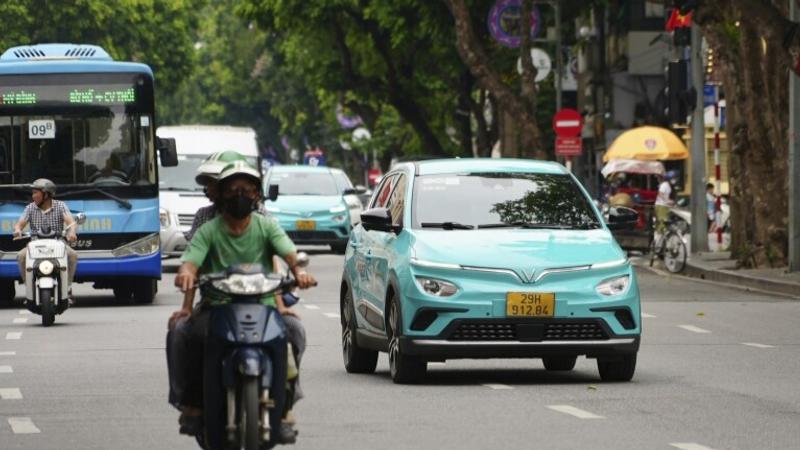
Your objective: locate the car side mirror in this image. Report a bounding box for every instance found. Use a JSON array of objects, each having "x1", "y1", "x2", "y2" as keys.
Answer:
[
  {"x1": 157, "y1": 137, "x2": 178, "y2": 167},
  {"x1": 360, "y1": 207, "x2": 401, "y2": 233},
  {"x1": 342, "y1": 187, "x2": 367, "y2": 196},
  {"x1": 267, "y1": 184, "x2": 279, "y2": 202},
  {"x1": 606, "y1": 206, "x2": 639, "y2": 231}
]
